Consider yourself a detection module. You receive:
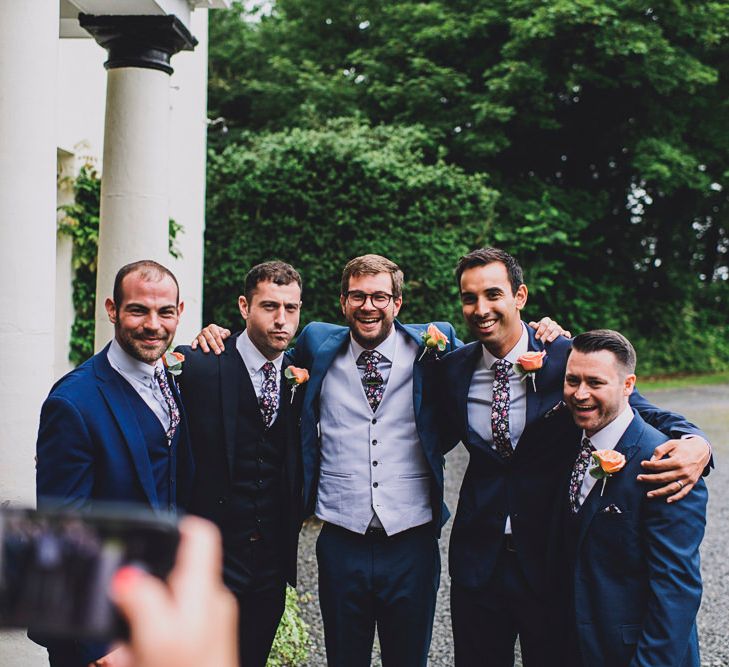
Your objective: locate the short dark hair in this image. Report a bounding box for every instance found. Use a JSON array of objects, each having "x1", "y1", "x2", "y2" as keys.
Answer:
[
  {"x1": 244, "y1": 261, "x2": 302, "y2": 301},
  {"x1": 455, "y1": 247, "x2": 524, "y2": 296},
  {"x1": 341, "y1": 254, "x2": 404, "y2": 298},
  {"x1": 571, "y1": 329, "x2": 637, "y2": 373},
  {"x1": 113, "y1": 260, "x2": 179, "y2": 306}
]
